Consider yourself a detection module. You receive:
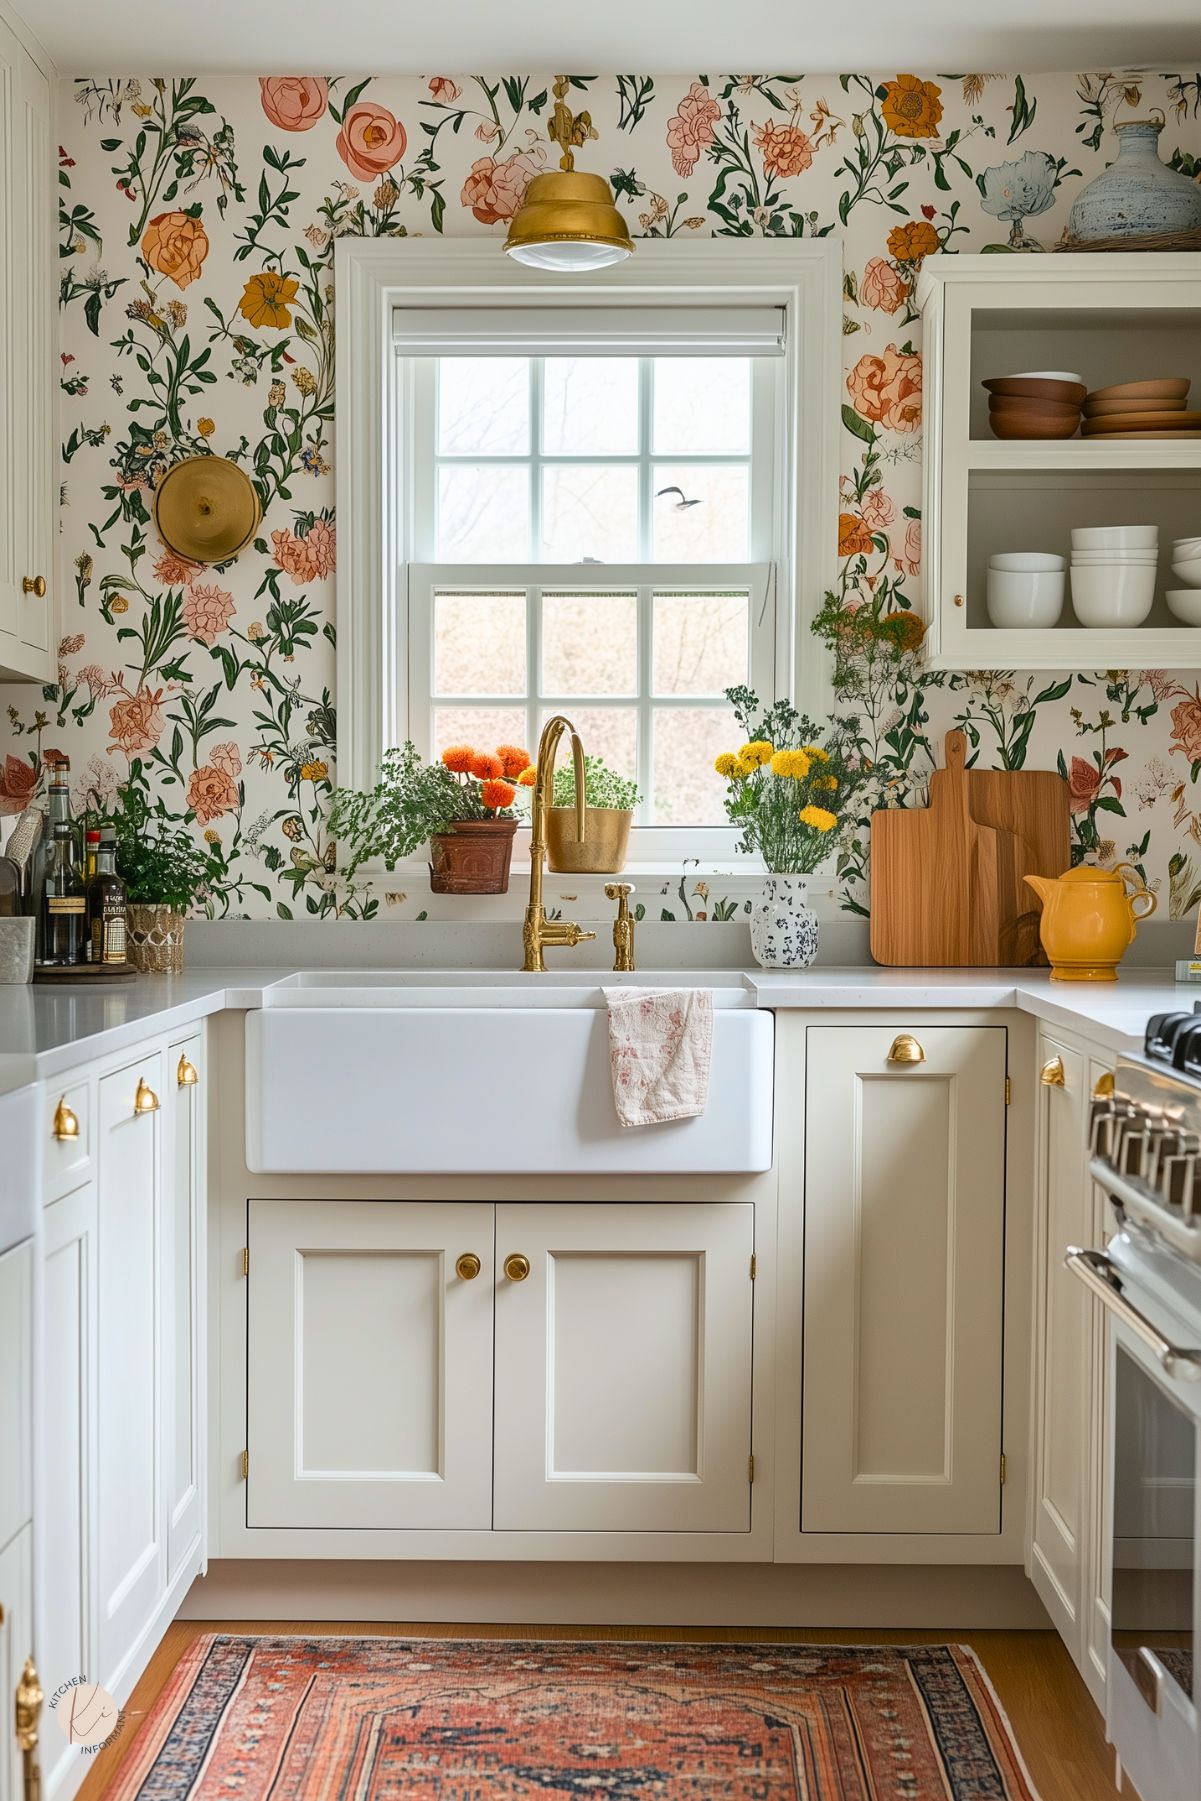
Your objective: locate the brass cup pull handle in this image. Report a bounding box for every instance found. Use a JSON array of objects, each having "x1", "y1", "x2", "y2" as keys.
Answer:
[
  {"x1": 504, "y1": 1253, "x2": 531, "y2": 1282},
  {"x1": 455, "y1": 1253, "x2": 481, "y2": 1281},
  {"x1": 22, "y1": 575, "x2": 46, "y2": 598},
  {"x1": 1093, "y1": 1071, "x2": 1115, "y2": 1099},
  {"x1": 177, "y1": 1054, "x2": 199, "y2": 1087},
  {"x1": 1041, "y1": 1056, "x2": 1066, "y2": 1088},
  {"x1": 52, "y1": 1097, "x2": 80, "y2": 1141},
  {"x1": 134, "y1": 1077, "x2": 160, "y2": 1115},
  {"x1": 886, "y1": 1033, "x2": 926, "y2": 1066}
]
